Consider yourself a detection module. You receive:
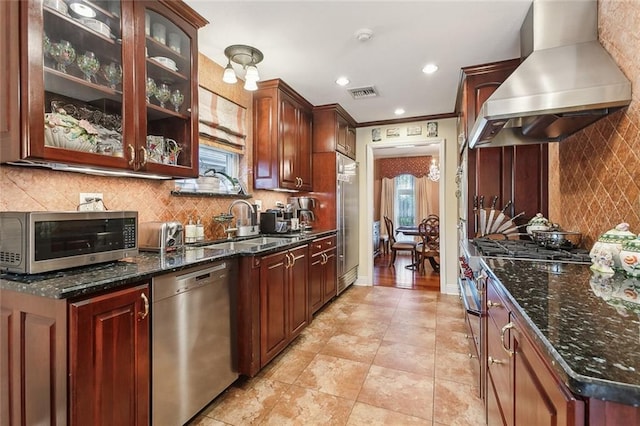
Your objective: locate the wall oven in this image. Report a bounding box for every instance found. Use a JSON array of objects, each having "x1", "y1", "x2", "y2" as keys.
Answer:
[{"x1": 0, "y1": 211, "x2": 138, "y2": 274}]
